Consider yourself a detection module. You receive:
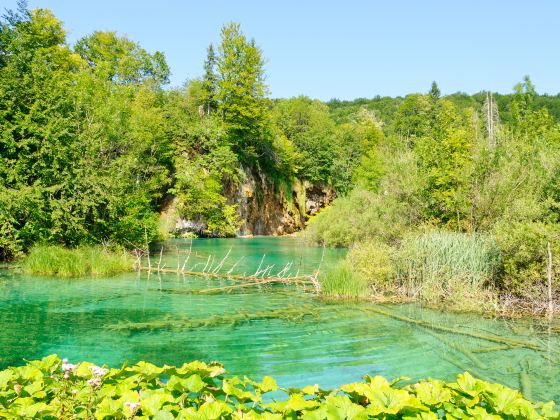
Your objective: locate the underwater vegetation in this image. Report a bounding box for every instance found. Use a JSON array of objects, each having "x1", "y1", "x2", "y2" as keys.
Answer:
[{"x1": 107, "y1": 305, "x2": 321, "y2": 333}]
